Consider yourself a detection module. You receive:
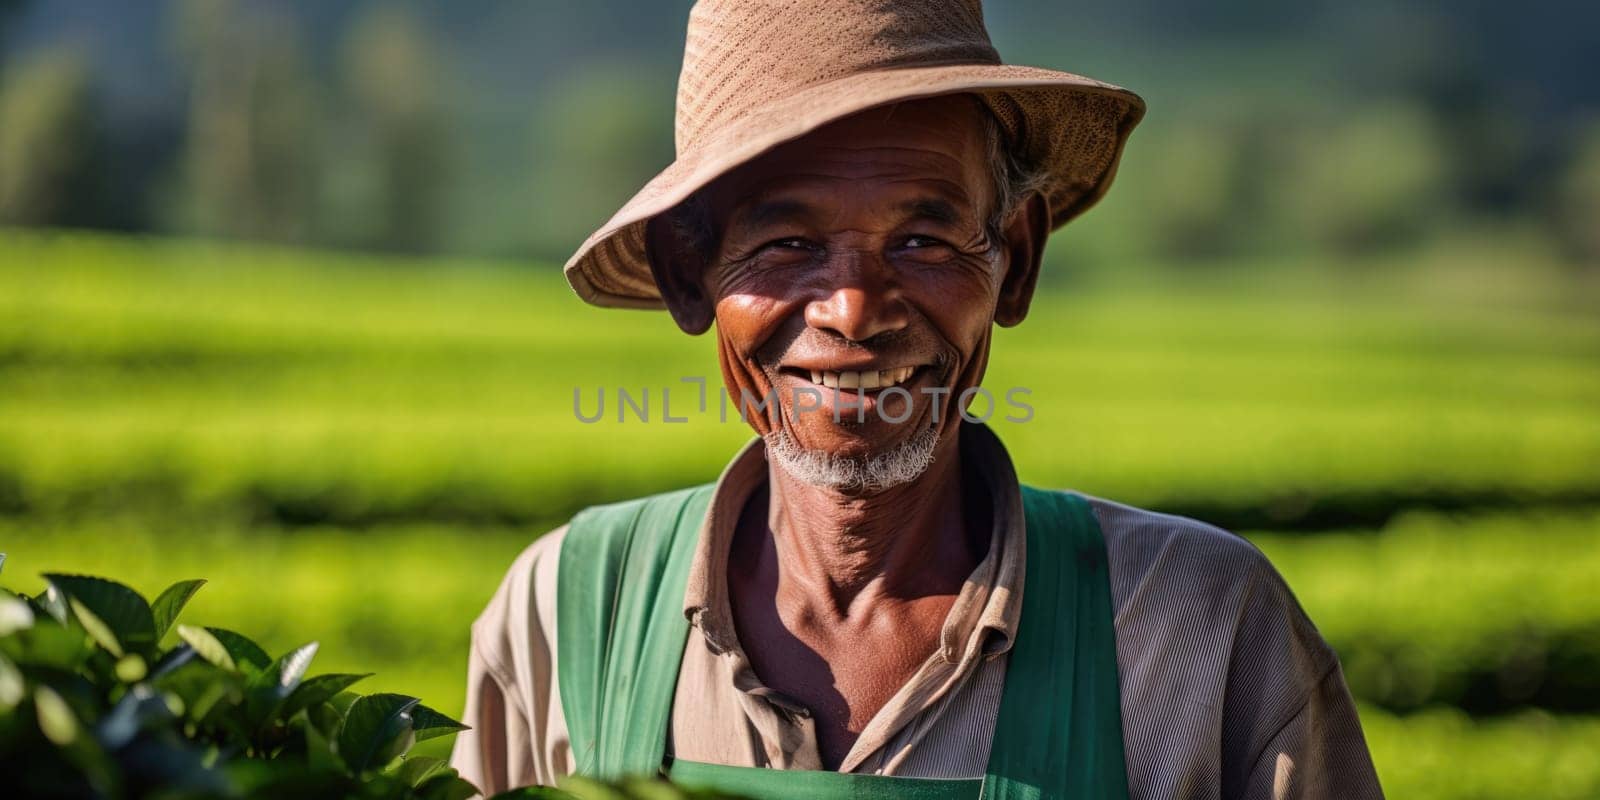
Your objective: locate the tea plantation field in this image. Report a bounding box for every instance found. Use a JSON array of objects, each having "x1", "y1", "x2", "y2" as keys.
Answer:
[{"x1": 3, "y1": 230, "x2": 1599, "y2": 798}]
